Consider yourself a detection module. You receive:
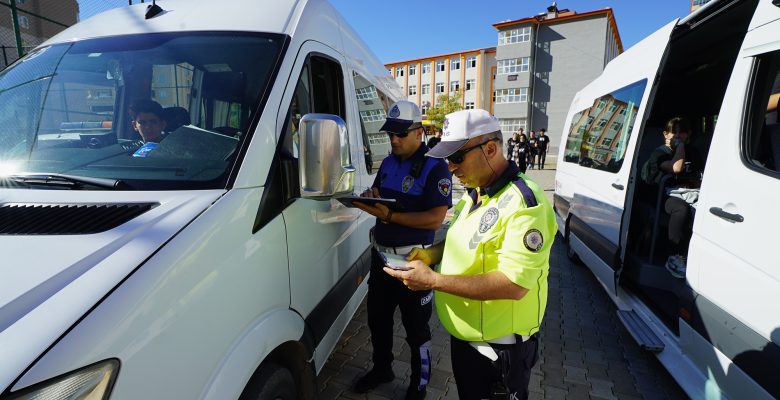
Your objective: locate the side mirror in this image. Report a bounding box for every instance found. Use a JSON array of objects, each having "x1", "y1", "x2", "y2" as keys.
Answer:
[{"x1": 299, "y1": 113, "x2": 355, "y2": 199}]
